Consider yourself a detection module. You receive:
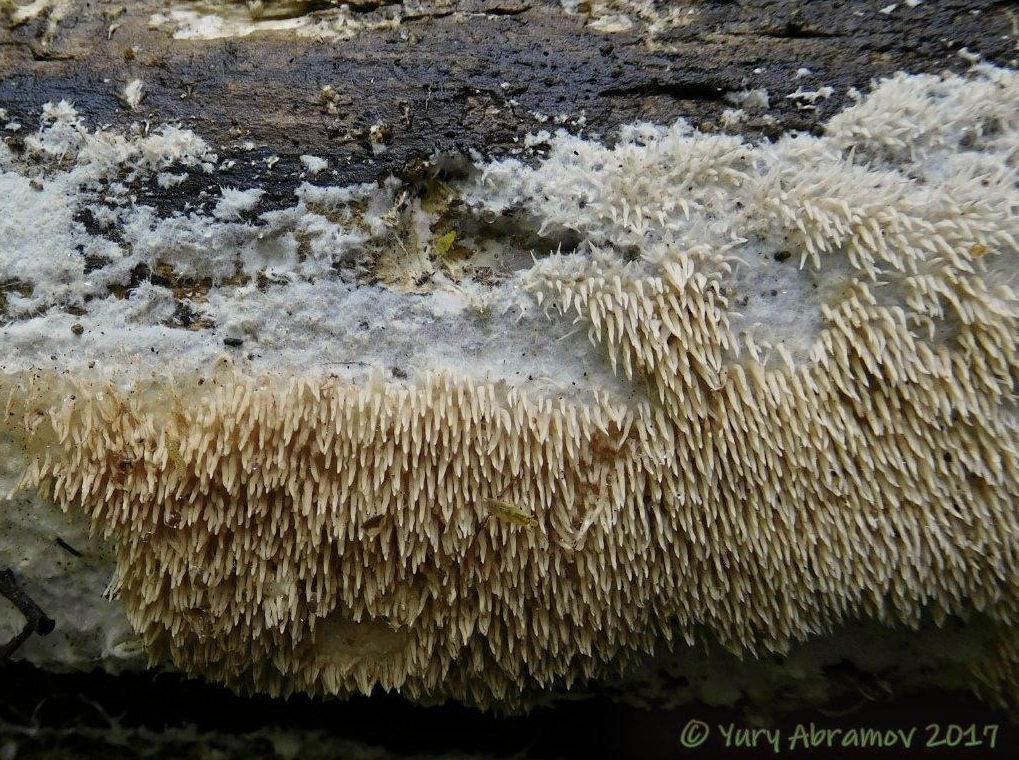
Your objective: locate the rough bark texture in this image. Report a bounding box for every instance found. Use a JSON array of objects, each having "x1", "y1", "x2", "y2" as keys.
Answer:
[{"x1": 1, "y1": 0, "x2": 1016, "y2": 213}]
